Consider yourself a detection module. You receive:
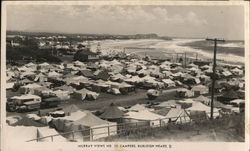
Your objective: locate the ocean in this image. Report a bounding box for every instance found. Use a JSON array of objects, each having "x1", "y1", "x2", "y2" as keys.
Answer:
[{"x1": 90, "y1": 39, "x2": 245, "y2": 65}]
